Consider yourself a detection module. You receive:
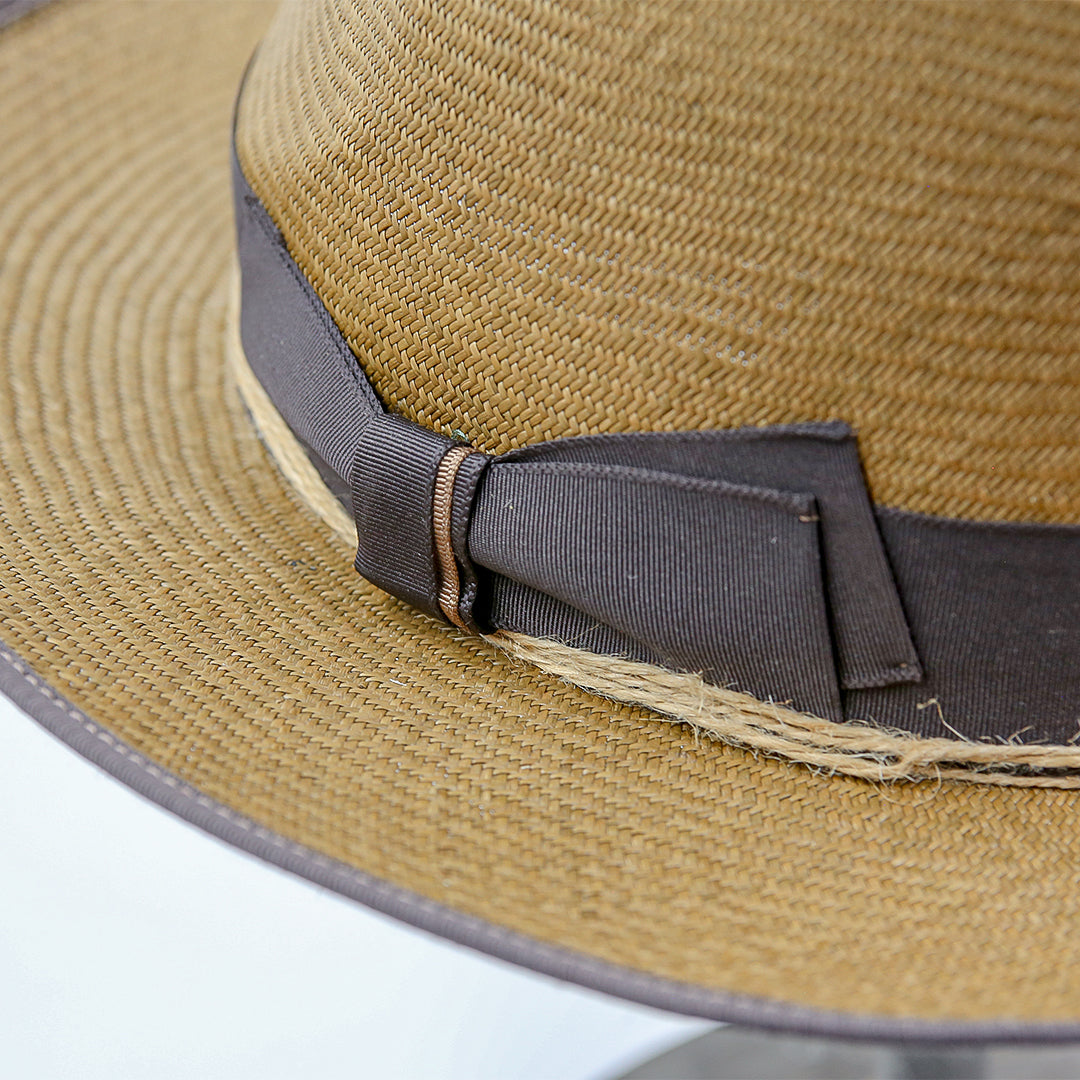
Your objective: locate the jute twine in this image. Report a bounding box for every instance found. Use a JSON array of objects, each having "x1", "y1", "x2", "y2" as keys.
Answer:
[
  {"x1": 232, "y1": 323, "x2": 1080, "y2": 788},
  {"x1": 7, "y1": 0, "x2": 1080, "y2": 1025}
]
